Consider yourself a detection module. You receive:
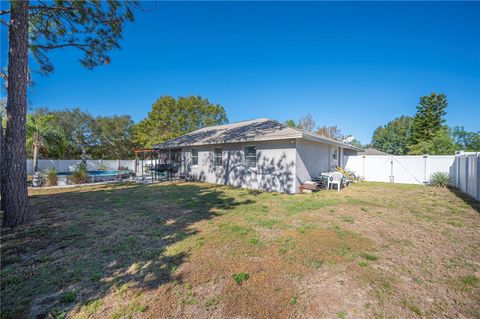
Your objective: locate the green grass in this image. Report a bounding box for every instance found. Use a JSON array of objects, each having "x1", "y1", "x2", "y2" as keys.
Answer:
[
  {"x1": 218, "y1": 222, "x2": 251, "y2": 236},
  {"x1": 248, "y1": 238, "x2": 261, "y2": 246},
  {"x1": 402, "y1": 298, "x2": 422, "y2": 316},
  {"x1": 204, "y1": 297, "x2": 220, "y2": 310},
  {"x1": 110, "y1": 300, "x2": 147, "y2": 319},
  {"x1": 75, "y1": 299, "x2": 103, "y2": 319},
  {"x1": 232, "y1": 272, "x2": 250, "y2": 284},
  {"x1": 289, "y1": 296, "x2": 298, "y2": 305},
  {"x1": 341, "y1": 215, "x2": 354, "y2": 223},
  {"x1": 361, "y1": 252, "x2": 379, "y2": 261},
  {"x1": 60, "y1": 290, "x2": 77, "y2": 304},
  {"x1": 446, "y1": 220, "x2": 464, "y2": 227},
  {"x1": 458, "y1": 275, "x2": 479, "y2": 291}
]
